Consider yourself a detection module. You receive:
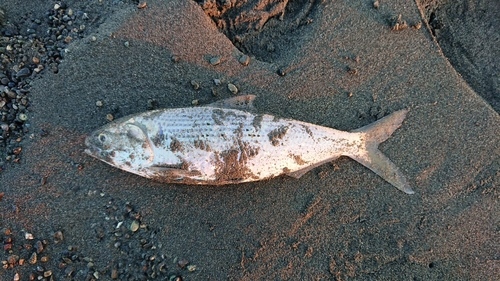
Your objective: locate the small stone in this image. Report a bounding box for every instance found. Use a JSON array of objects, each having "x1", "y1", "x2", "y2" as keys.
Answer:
[
  {"x1": 64, "y1": 266, "x2": 74, "y2": 276},
  {"x1": 138, "y1": 2, "x2": 147, "y2": 9},
  {"x1": 190, "y1": 80, "x2": 200, "y2": 90},
  {"x1": 227, "y1": 83, "x2": 238, "y2": 94},
  {"x1": 95, "y1": 100, "x2": 103, "y2": 107},
  {"x1": 7, "y1": 255, "x2": 19, "y2": 266},
  {"x1": 187, "y1": 265, "x2": 196, "y2": 272},
  {"x1": 28, "y1": 253, "x2": 37, "y2": 264},
  {"x1": 64, "y1": 36, "x2": 72, "y2": 44},
  {"x1": 7, "y1": 91, "x2": 17, "y2": 99},
  {"x1": 171, "y1": 55, "x2": 179, "y2": 63},
  {"x1": 373, "y1": 0, "x2": 379, "y2": 8},
  {"x1": 25, "y1": 232, "x2": 34, "y2": 240},
  {"x1": 213, "y1": 79, "x2": 221, "y2": 86},
  {"x1": 106, "y1": 114, "x2": 114, "y2": 122},
  {"x1": 111, "y1": 268, "x2": 118, "y2": 279},
  {"x1": 34, "y1": 65, "x2": 44, "y2": 73},
  {"x1": 13, "y1": 272, "x2": 20, "y2": 281},
  {"x1": 124, "y1": 41, "x2": 130, "y2": 47},
  {"x1": 32, "y1": 57, "x2": 40, "y2": 64},
  {"x1": 43, "y1": 270, "x2": 52, "y2": 277},
  {"x1": 391, "y1": 14, "x2": 408, "y2": 31},
  {"x1": 177, "y1": 259, "x2": 189, "y2": 269},
  {"x1": 191, "y1": 99, "x2": 199, "y2": 105},
  {"x1": 19, "y1": 113, "x2": 27, "y2": 121},
  {"x1": 54, "y1": 3, "x2": 61, "y2": 10},
  {"x1": 54, "y1": 231, "x2": 64, "y2": 242},
  {"x1": 34, "y1": 240, "x2": 43, "y2": 254},
  {"x1": 16, "y1": 68, "x2": 30, "y2": 78},
  {"x1": 130, "y1": 220, "x2": 140, "y2": 232},
  {"x1": 238, "y1": 55, "x2": 250, "y2": 66},
  {"x1": 209, "y1": 56, "x2": 221, "y2": 66},
  {"x1": 40, "y1": 256, "x2": 49, "y2": 262},
  {"x1": 1, "y1": 77, "x2": 9, "y2": 85},
  {"x1": 91, "y1": 36, "x2": 97, "y2": 42}
]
